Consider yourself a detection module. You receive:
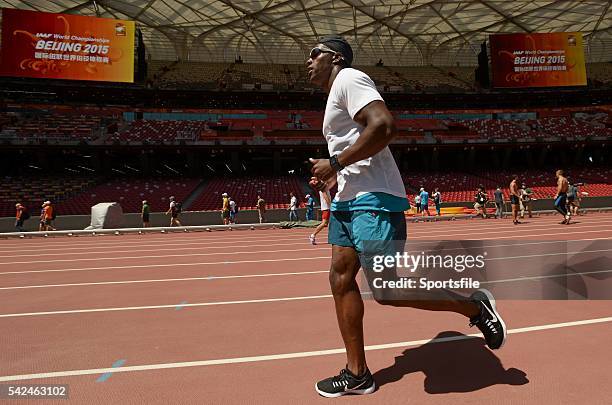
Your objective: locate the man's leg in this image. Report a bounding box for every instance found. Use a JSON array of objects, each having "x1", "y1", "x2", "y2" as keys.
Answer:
[
  {"x1": 554, "y1": 195, "x2": 569, "y2": 223},
  {"x1": 329, "y1": 245, "x2": 367, "y2": 376}
]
